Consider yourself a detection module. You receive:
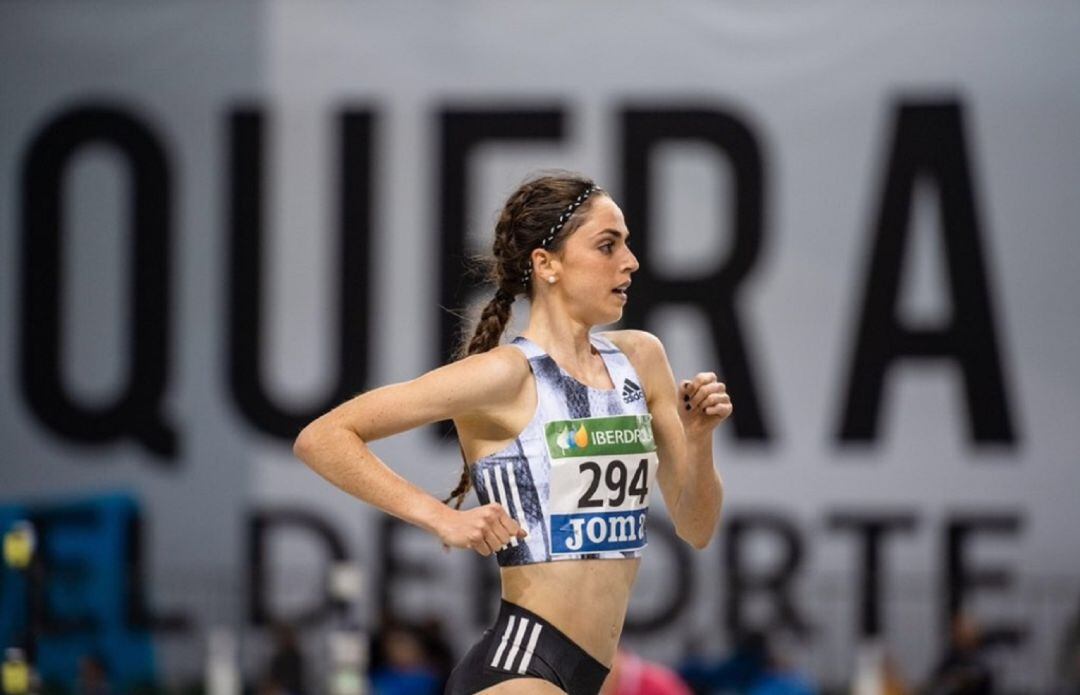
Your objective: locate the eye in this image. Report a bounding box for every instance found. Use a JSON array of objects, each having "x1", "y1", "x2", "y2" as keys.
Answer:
[{"x1": 600, "y1": 242, "x2": 614, "y2": 254}]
